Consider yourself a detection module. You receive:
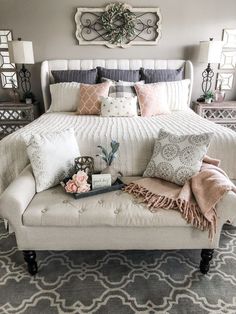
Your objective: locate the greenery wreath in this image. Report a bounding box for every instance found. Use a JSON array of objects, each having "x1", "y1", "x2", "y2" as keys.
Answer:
[{"x1": 100, "y1": 3, "x2": 137, "y2": 45}]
